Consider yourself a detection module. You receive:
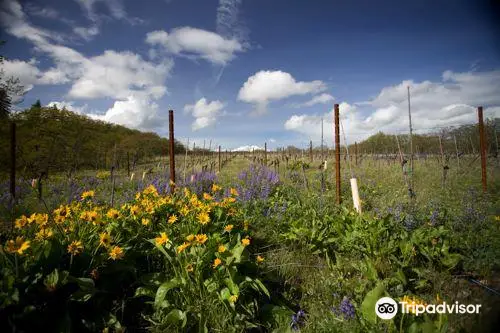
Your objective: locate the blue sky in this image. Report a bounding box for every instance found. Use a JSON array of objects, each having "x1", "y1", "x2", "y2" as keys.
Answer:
[{"x1": 1, "y1": 0, "x2": 500, "y2": 151}]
